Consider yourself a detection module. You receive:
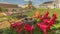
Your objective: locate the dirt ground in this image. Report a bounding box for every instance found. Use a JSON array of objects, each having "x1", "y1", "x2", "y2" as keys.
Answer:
[
  {"x1": 0, "y1": 21, "x2": 10, "y2": 29},
  {"x1": 0, "y1": 19, "x2": 22, "y2": 29}
]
